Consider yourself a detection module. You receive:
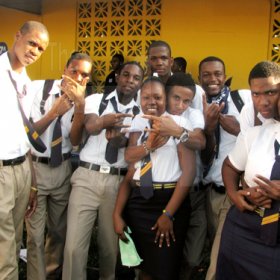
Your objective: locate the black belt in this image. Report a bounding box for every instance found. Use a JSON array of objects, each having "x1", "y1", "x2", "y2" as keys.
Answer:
[
  {"x1": 132, "y1": 180, "x2": 176, "y2": 190},
  {"x1": 207, "y1": 182, "x2": 226, "y2": 194},
  {"x1": 32, "y1": 152, "x2": 71, "y2": 165},
  {"x1": 79, "y1": 161, "x2": 127, "y2": 176},
  {"x1": 0, "y1": 155, "x2": 26, "y2": 166},
  {"x1": 192, "y1": 182, "x2": 207, "y2": 192}
]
